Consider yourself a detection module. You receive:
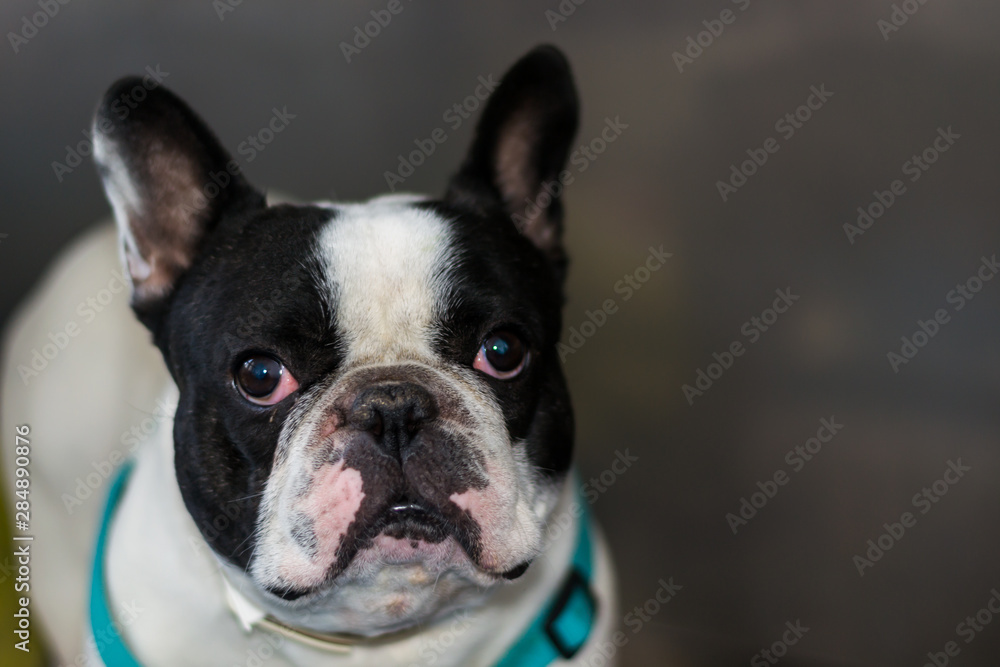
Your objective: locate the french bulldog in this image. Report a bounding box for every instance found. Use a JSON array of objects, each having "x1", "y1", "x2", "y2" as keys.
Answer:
[{"x1": 1, "y1": 45, "x2": 617, "y2": 666}]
